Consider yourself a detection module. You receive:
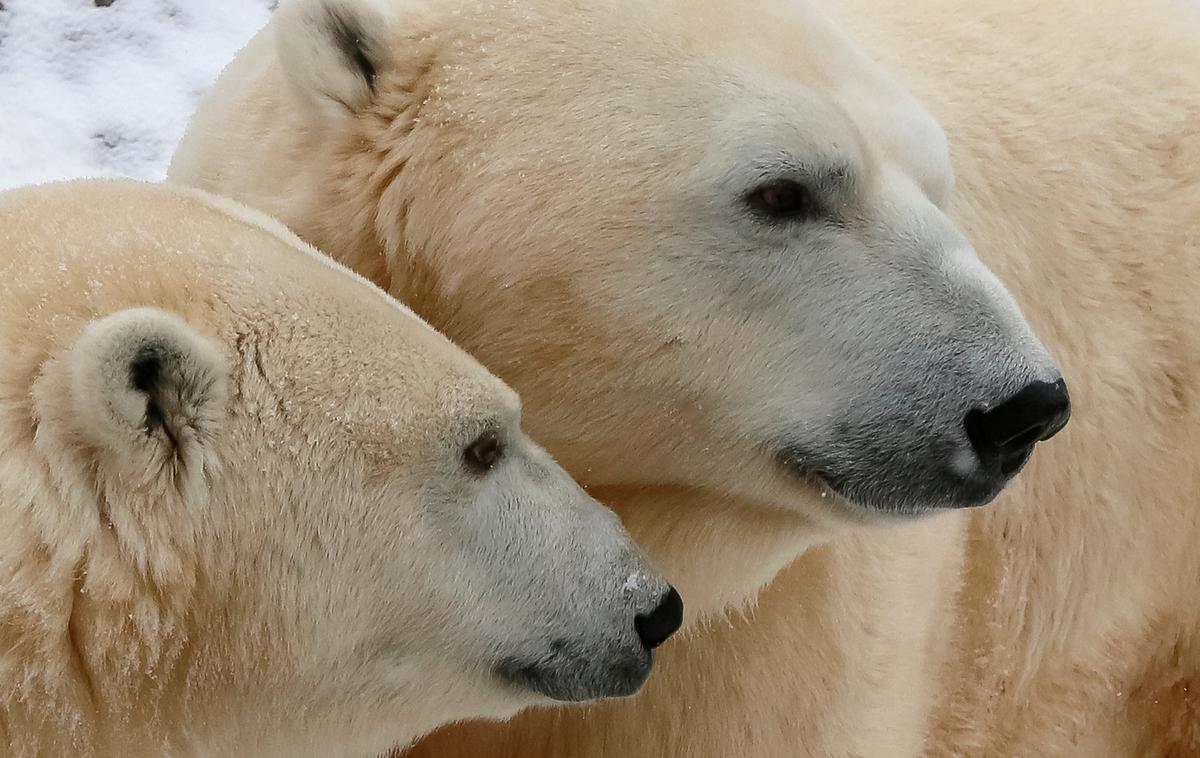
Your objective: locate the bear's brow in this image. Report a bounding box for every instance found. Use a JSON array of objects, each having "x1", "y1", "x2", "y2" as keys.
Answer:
[{"x1": 753, "y1": 155, "x2": 855, "y2": 189}]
